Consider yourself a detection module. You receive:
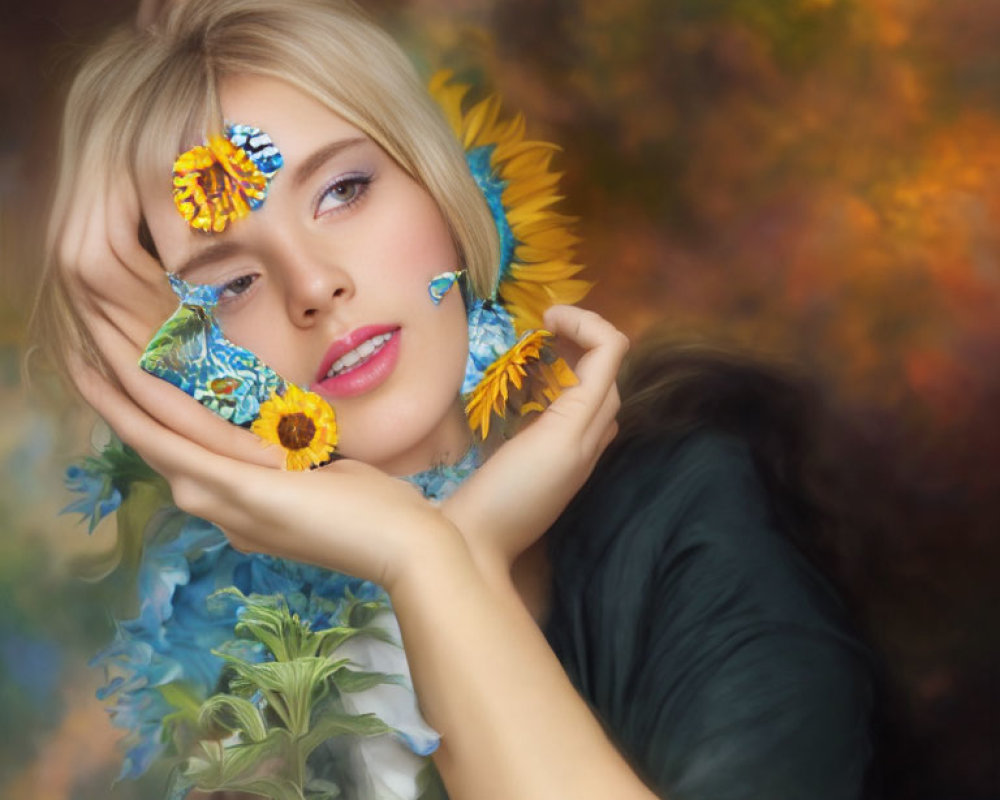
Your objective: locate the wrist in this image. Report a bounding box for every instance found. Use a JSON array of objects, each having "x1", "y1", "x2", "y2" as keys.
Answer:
[{"x1": 378, "y1": 508, "x2": 472, "y2": 596}]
